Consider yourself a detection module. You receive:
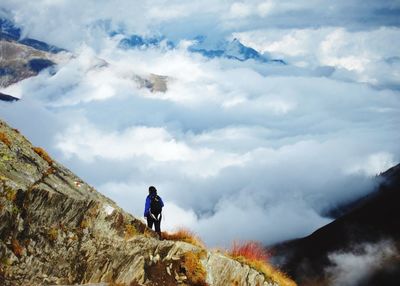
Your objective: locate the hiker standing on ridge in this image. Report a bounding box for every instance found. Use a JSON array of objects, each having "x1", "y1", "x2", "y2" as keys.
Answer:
[{"x1": 144, "y1": 186, "x2": 164, "y2": 238}]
